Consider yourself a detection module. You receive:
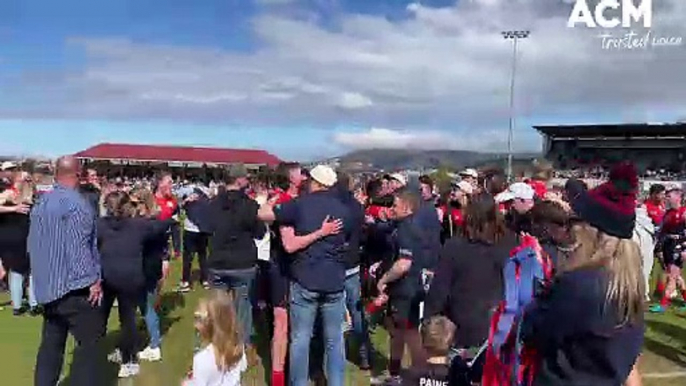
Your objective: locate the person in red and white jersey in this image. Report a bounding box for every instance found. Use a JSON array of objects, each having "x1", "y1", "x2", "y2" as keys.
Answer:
[
  {"x1": 527, "y1": 158, "x2": 553, "y2": 199},
  {"x1": 651, "y1": 183, "x2": 686, "y2": 313},
  {"x1": 266, "y1": 162, "x2": 305, "y2": 386},
  {"x1": 644, "y1": 183, "x2": 667, "y2": 227},
  {"x1": 439, "y1": 180, "x2": 471, "y2": 241}
]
